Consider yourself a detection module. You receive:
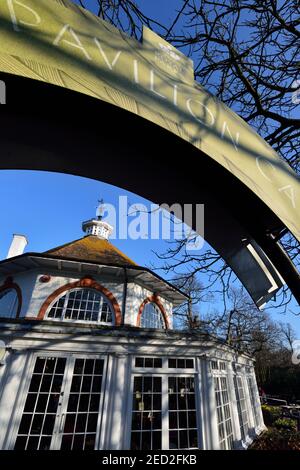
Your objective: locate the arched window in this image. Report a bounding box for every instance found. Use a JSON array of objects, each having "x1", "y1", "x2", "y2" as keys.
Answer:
[
  {"x1": 140, "y1": 302, "x2": 166, "y2": 329},
  {"x1": 0, "y1": 288, "x2": 19, "y2": 318},
  {"x1": 46, "y1": 288, "x2": 114, "y2": 324}
]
